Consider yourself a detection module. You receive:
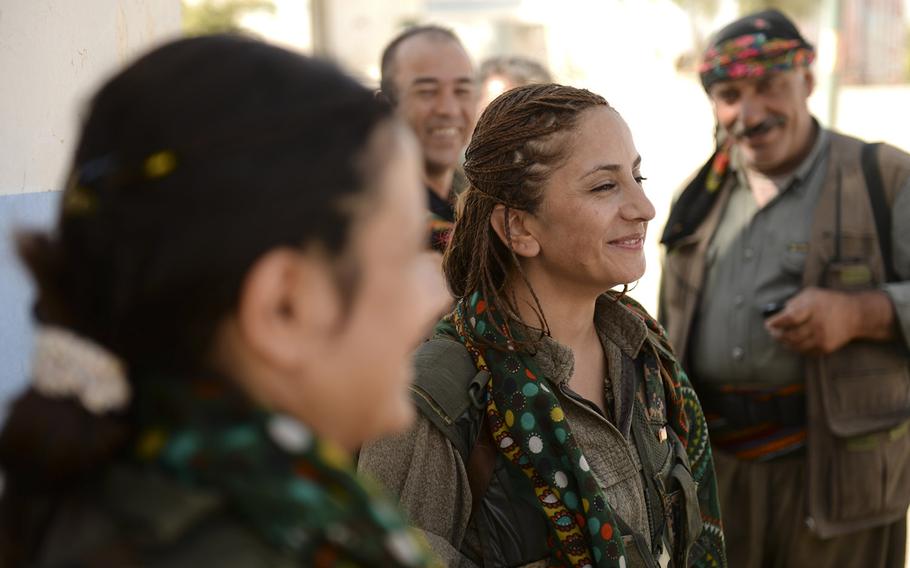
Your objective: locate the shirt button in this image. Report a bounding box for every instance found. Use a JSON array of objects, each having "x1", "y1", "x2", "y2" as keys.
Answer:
[
  {"x1": 732, "y1": 346, "x2": 745, "y2": 360},
  {"x1": 734, "y1": 295, "x2": 744, "y2": 306},
  {"x1": 744, "y1": 248, "x2": 754, "y2": 260}
]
